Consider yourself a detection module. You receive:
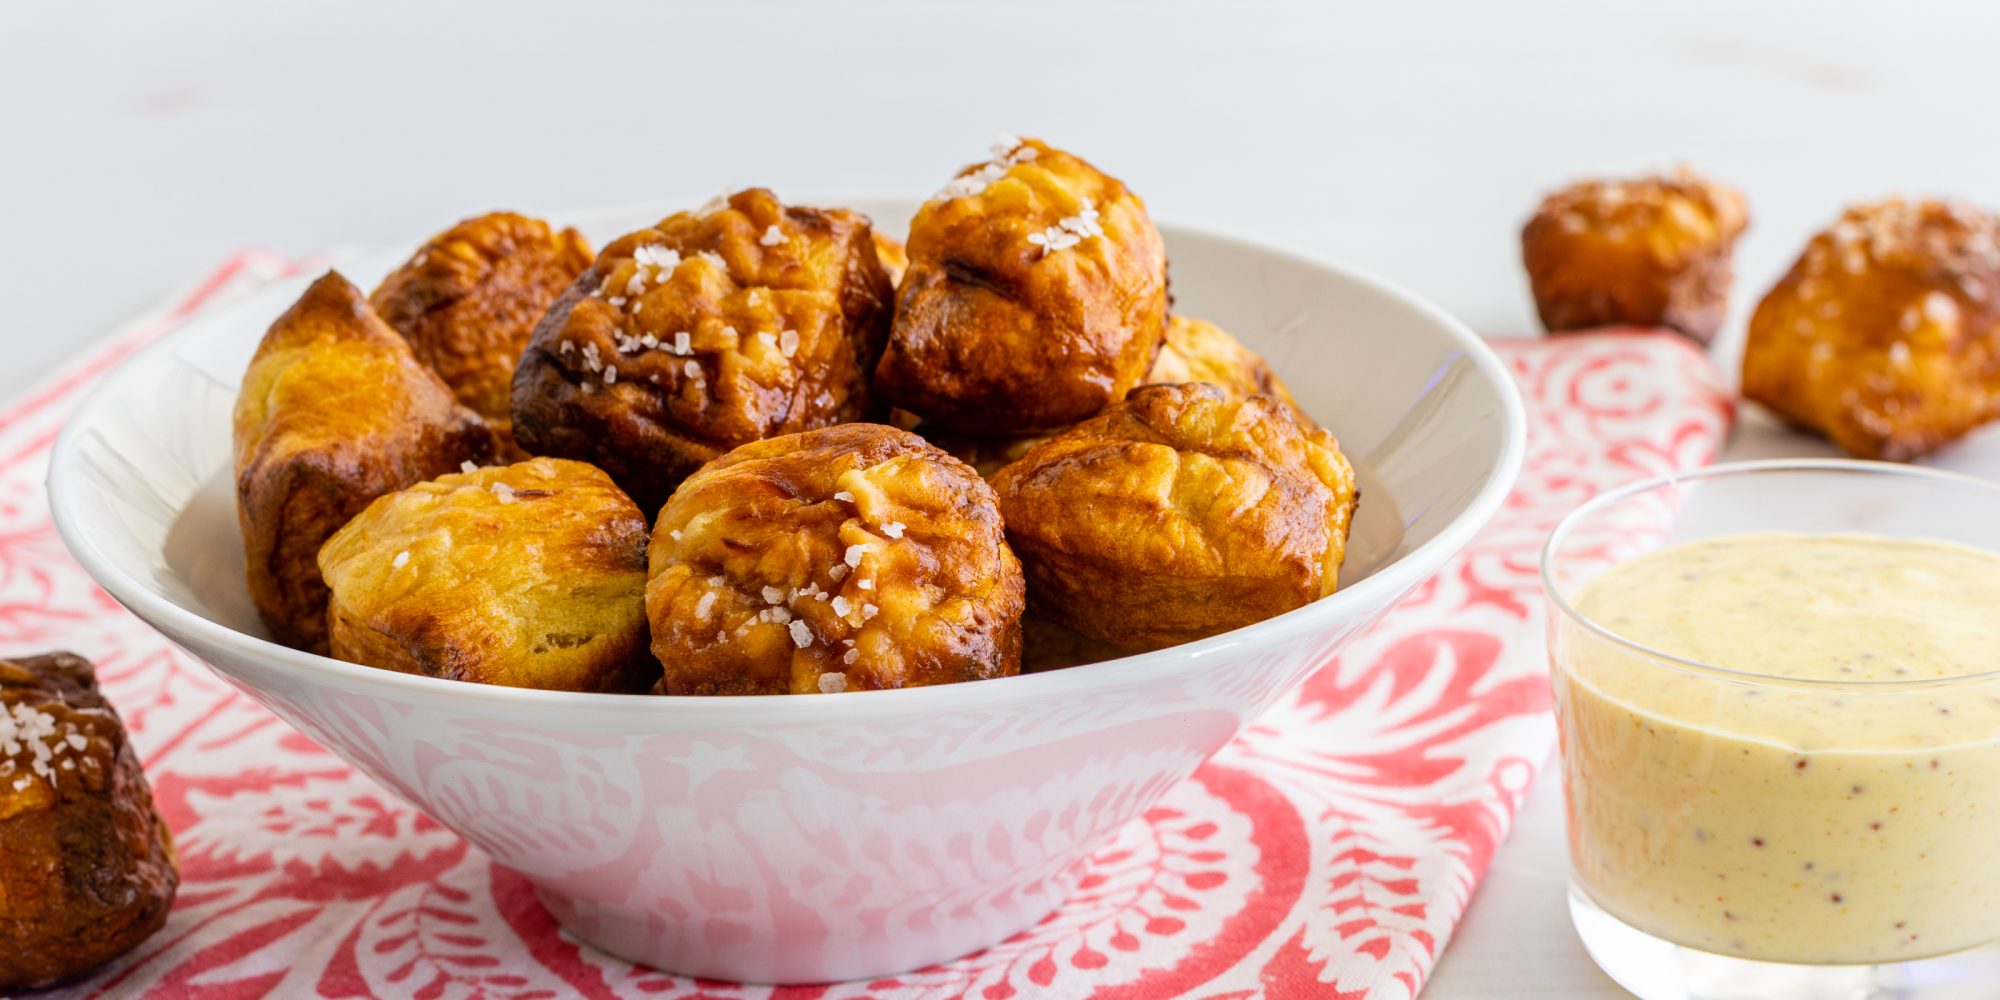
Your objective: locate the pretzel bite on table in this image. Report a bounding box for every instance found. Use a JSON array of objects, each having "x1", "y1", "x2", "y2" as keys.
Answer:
[
  {"x1": 1742, "y1": 198, "x2": 2000, "y2": 460},
  {"x1": 1521, "y1": 166, "x2": 1748, "y2": 344},
  {"x1": 647, "y1": 424, "x2": 1025, "y2": 695},
  {"x1": 369, "y1": 211, "x2": 592, "y2": 445},
  {"x1": 1, "y1": 652, "x2": 176, "y2": 992},
  {"x1": 1145, "y1": 314, "x2": 1308, "y2": 423},
  {"x1": 992, "y1": 383, "x2": 1357, "y2": 651},
  {"x1": 317, "y1": 458, "x2": 655, "y2": 693},
  {"x1": 875, "y1": 136, "x2": 1170, "y2": 435},
  {"x1": 234, "y1": 272, "x2": 499, "y2": 653},
  {"x1": 511, "y1": 188, "x2": 894, "y2": 515}
]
